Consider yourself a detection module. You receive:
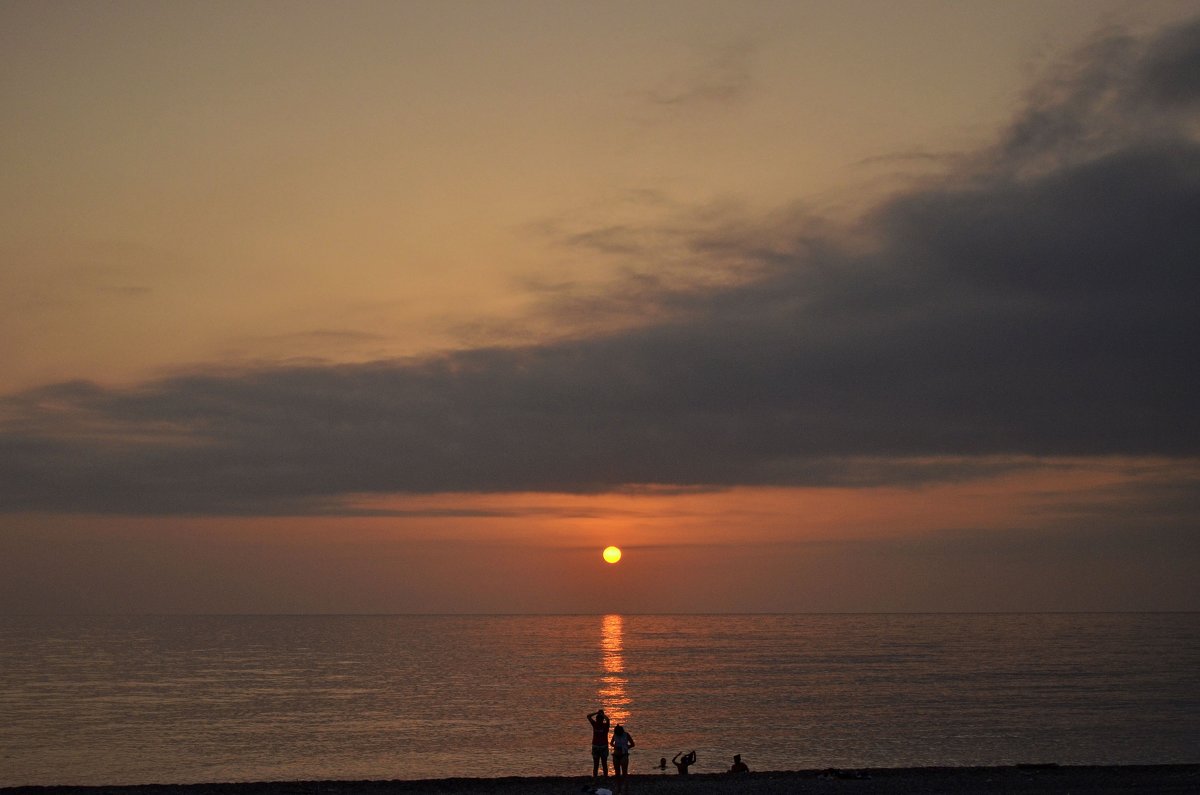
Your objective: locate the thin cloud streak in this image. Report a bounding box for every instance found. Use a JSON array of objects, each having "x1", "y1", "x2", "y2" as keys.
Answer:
[{"x1": 640, "y1": 40, "x2": 758, "y2": 109}]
